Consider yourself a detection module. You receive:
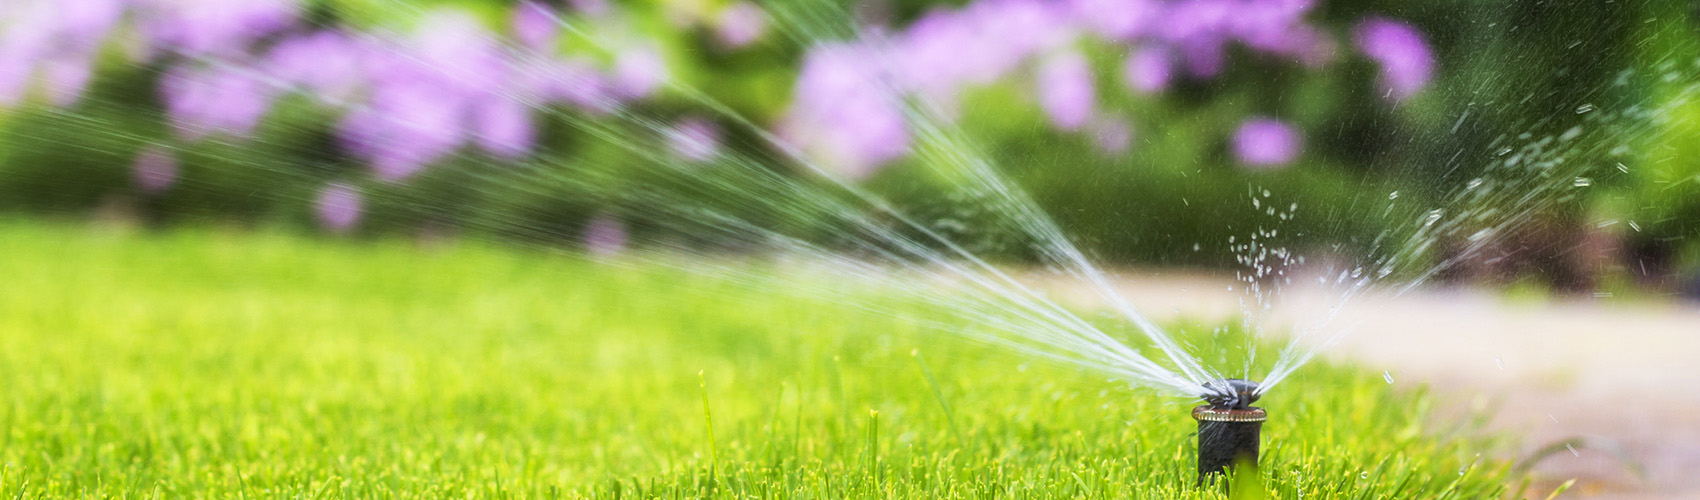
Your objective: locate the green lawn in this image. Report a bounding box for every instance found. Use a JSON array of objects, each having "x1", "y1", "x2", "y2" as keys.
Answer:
[{"x1": 0, "y1": 223, "x2": 1521, "y2": 498}]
